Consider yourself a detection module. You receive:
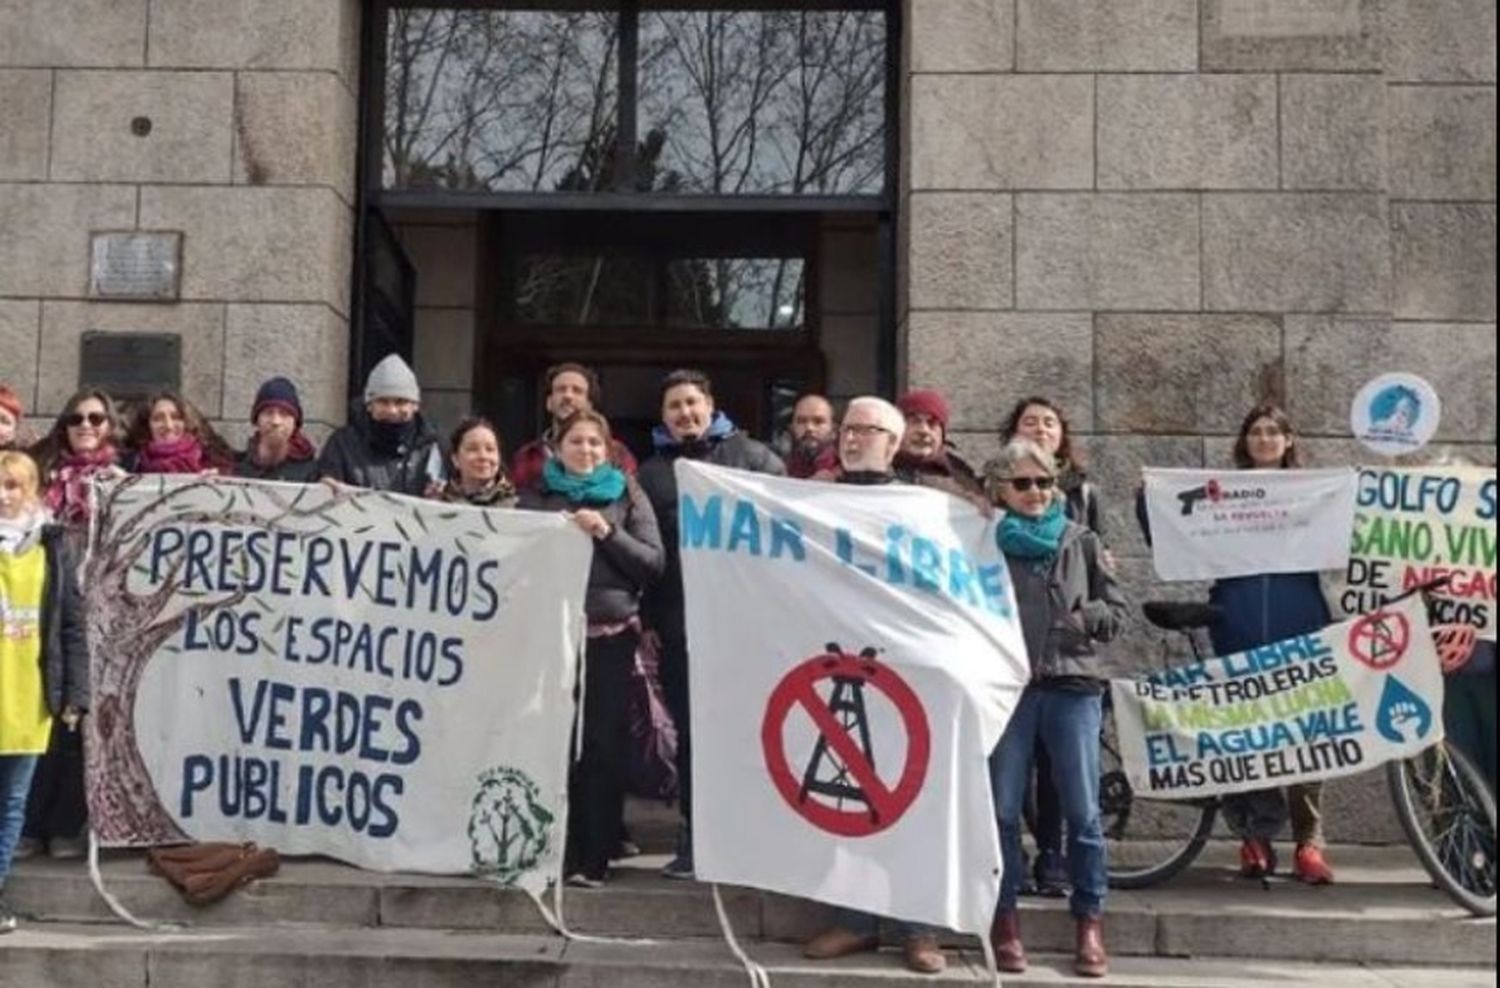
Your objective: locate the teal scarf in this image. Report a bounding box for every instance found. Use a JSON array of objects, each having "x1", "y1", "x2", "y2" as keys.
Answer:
[
  {"x1": 998, "y1": 499, "x2": 1067, "y2": 560},
  {"x1": 542, "y1": 457, "x2": 626, "y2": 505}
]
